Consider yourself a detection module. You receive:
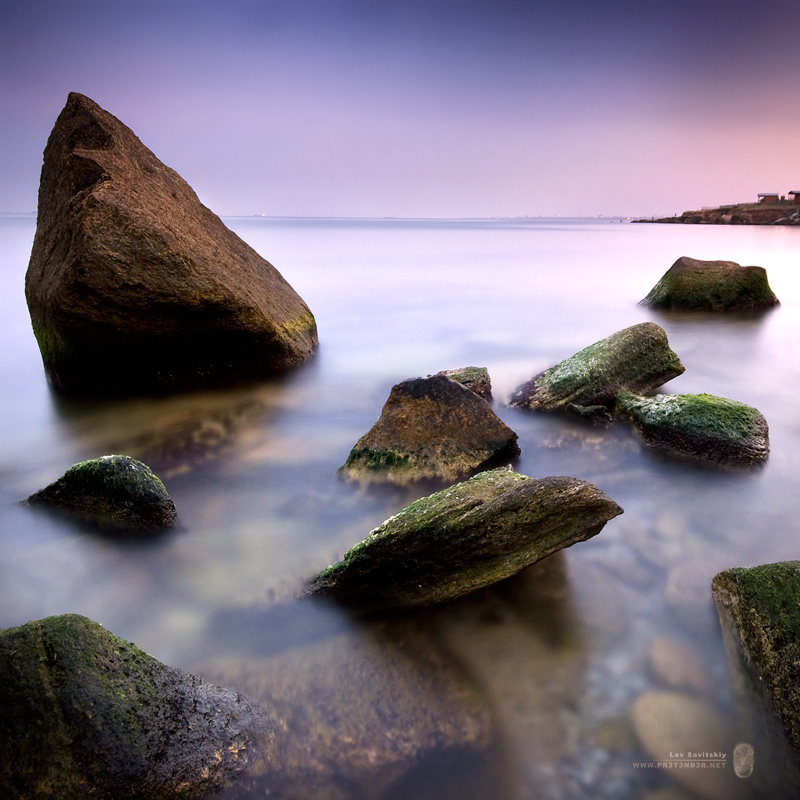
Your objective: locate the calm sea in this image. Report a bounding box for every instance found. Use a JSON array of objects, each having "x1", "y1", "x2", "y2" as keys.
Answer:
[{"x1": 2, "y1": 213, "x2": 799, "y2": 798}]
